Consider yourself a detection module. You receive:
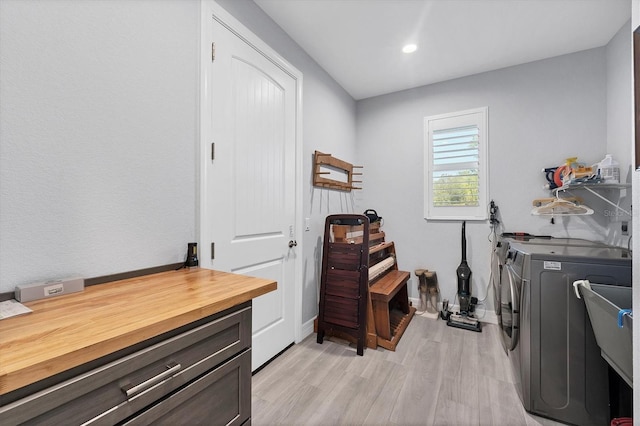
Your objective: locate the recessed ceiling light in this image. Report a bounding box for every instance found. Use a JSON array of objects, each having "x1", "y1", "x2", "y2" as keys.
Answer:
[{"x1": 402, "y1": 44, "x2": 417, "y2": 53}]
